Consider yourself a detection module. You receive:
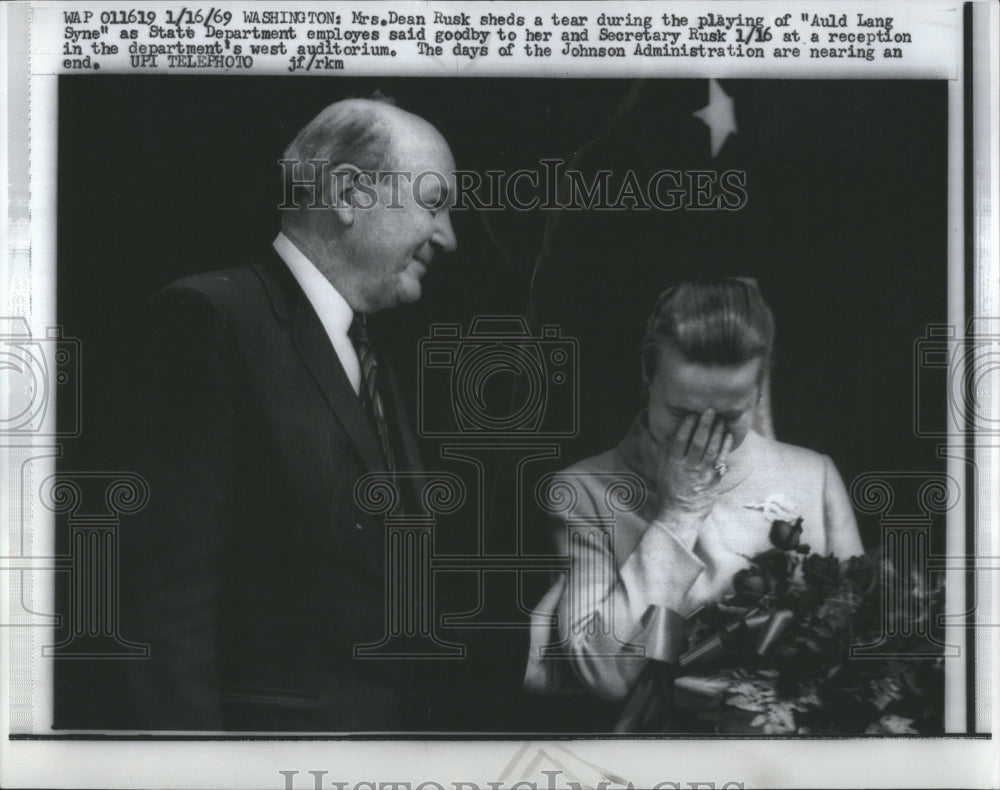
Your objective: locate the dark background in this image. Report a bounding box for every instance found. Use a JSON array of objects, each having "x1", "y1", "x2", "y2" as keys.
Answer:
[
  {"x1": 54, "y1": 76, "x2": 948, "y2": 731},
  {"x1": 58, "y1": 76, "x2": 948, "y2": 532}
]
